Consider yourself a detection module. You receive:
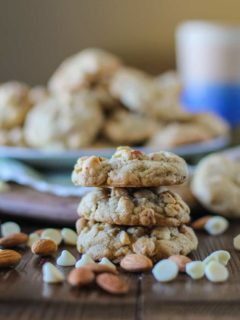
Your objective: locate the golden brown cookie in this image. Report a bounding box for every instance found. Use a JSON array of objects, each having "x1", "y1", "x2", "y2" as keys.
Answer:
[
  {"x1": 103, "y1": 109, "x2": 159, "y2": 144},
  {"x1": 0, "y1": 81, "x2": 32, "y2": 129},
  {"x1": 72, "y1": 146, "x2": 188, "y2": 187},
  {"x1": 24, "y1": 91, "x2": 103, "y2": 150},
  {"x1": 48, "y1": 48, "x2": 122, "y2": 94},
  {"x1": 76, "y1": 218, "x2": 198, "y2": 262},
  {"x1": 78, "y1": 187, "x2": 190, "y2": 227}
]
